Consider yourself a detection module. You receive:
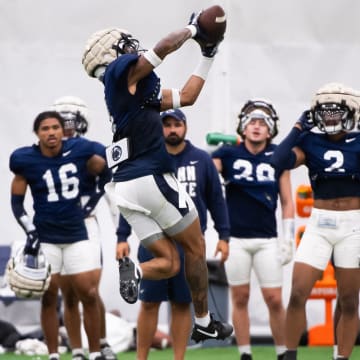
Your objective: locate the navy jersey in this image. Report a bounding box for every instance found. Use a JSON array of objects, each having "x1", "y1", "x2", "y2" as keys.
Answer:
[
  {"x1": 212, "y1": 143, "x2": 281, "y2": 238},
  {"x1": 117, "y1": 140, "x2": 230, "y2": 241},
  {"x1": 296, "y1": 131, "x2": 360, "y2": 199},
  {"x1": 9, "y1": 137, "x2": 106, "y2": 244},
  {"x1": 103, "y1": 54, "x2": 174, "y2": 181}
]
